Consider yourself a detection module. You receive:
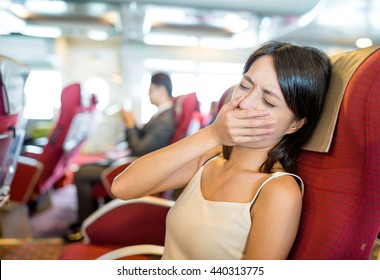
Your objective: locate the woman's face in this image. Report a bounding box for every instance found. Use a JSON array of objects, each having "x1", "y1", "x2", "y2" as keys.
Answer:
[{"x1": 233, "y1": 55, "x2": 305, "y2": 149}]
